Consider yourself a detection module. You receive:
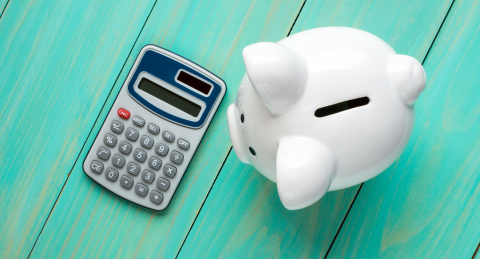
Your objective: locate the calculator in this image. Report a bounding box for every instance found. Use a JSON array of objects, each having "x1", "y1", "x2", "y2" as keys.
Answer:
[{"x1": 83, "y1": 45, "x2": 226, "y2": 210}]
